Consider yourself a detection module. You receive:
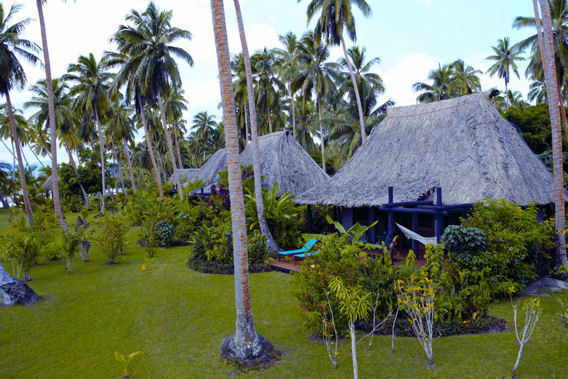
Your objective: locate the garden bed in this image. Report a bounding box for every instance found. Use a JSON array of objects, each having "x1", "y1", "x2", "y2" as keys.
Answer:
[{"x1": 188, "y1": 259, "x2": 272, "y2": 274}]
